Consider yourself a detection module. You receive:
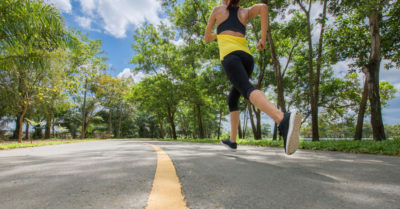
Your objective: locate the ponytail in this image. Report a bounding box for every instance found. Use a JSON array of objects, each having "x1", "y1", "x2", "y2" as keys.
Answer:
[{"x1": 227, "y1": 0, "x2": 240, "y2": 10}]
